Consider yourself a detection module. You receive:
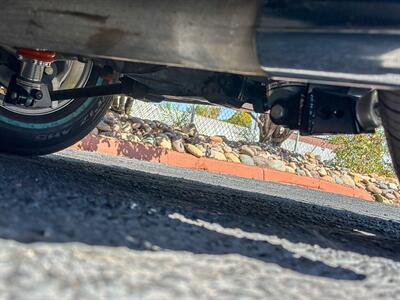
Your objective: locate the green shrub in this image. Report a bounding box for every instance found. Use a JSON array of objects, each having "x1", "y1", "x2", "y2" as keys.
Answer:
[{"x1": 328, "y1": 131, "x2": 394, "y2": 177}]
